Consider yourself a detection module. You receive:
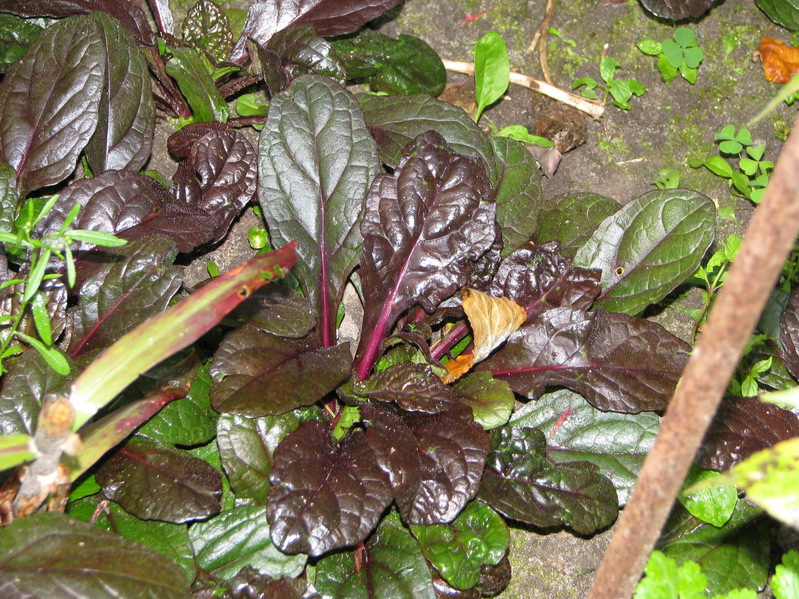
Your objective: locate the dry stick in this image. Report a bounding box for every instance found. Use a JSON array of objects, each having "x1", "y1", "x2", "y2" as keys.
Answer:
[
  {"x1": 442, "y1": 59, "x2": 605, "y2": 120},
  {"x1": 587, "y1": 117, "x2": 799, "y2": 599},
  {"x1": 526, "y1": 0, "x2": 556, "y2": 85}
]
